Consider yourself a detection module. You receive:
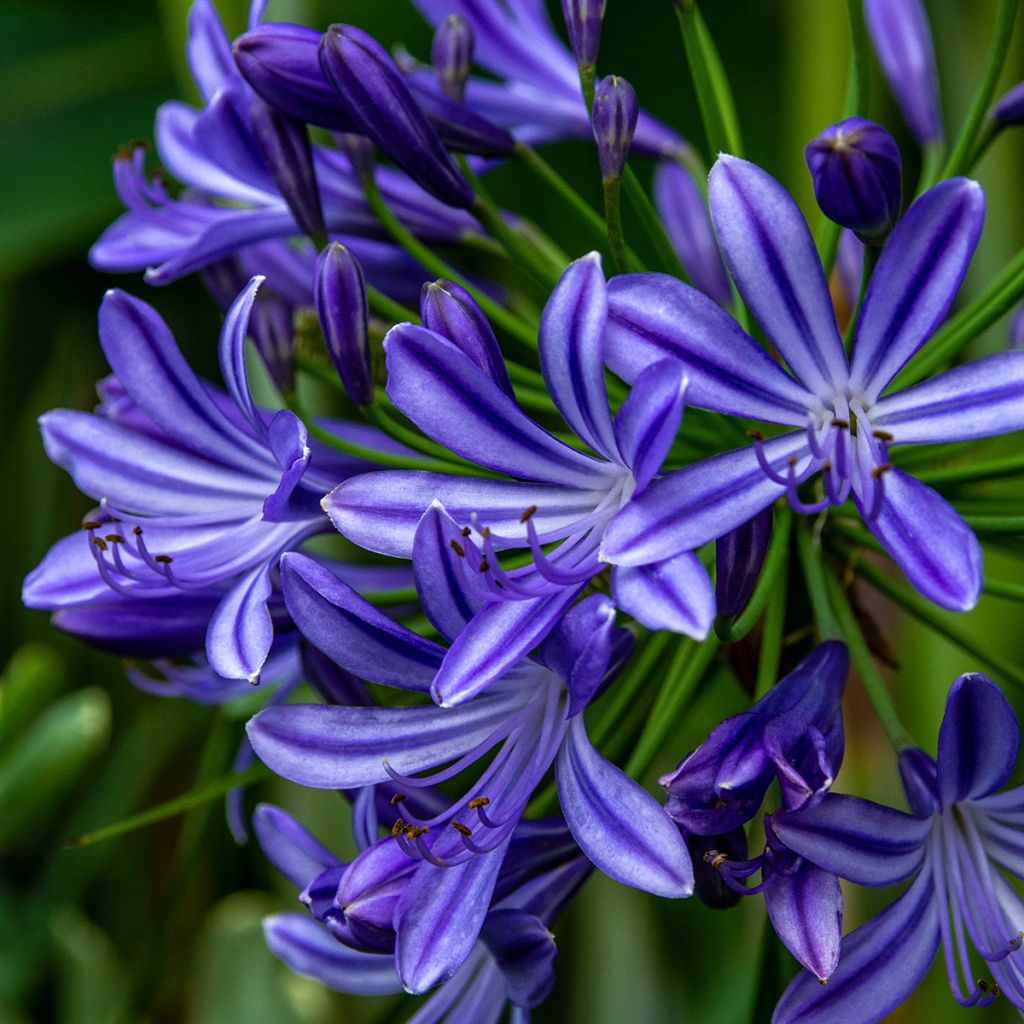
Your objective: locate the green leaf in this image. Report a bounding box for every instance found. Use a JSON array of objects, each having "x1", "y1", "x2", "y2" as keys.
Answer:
[
  {"x1": 0, "y1": 644, "x2": 65, "y2": 749},
  {"x1": 50, "y1": 909, "x2": 130, "y2": 1024}
]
